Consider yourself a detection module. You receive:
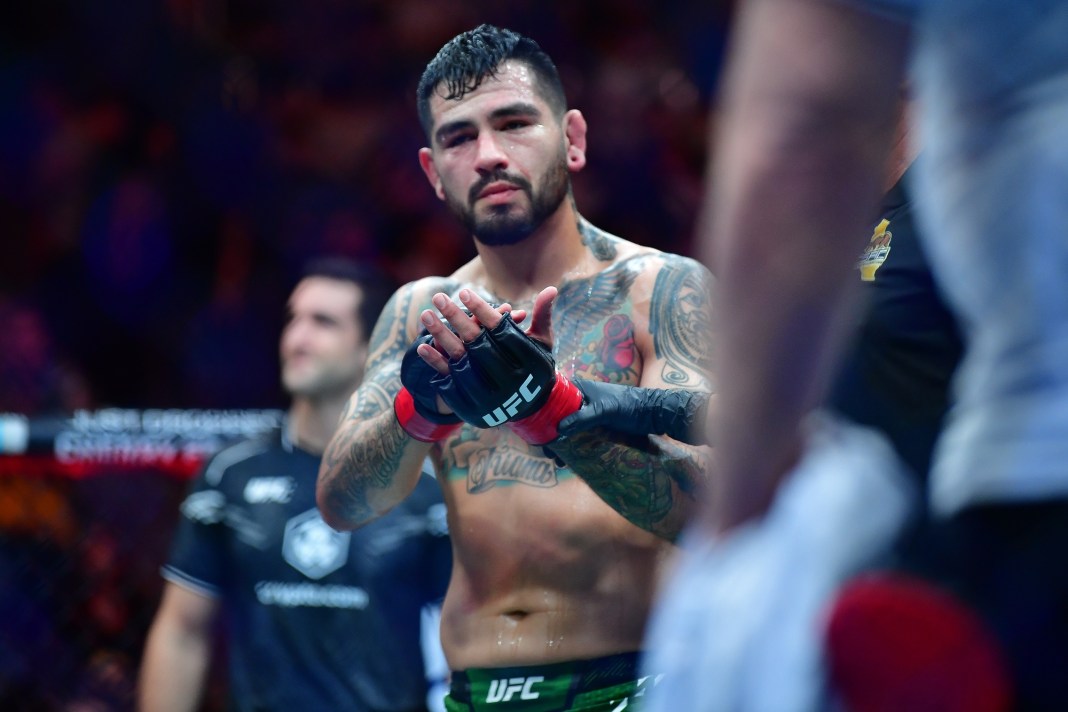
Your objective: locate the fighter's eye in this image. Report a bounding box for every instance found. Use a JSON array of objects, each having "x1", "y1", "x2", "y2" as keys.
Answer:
[{"x1": 444, "y1": 134, "x2": 473, "y2": 148}]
